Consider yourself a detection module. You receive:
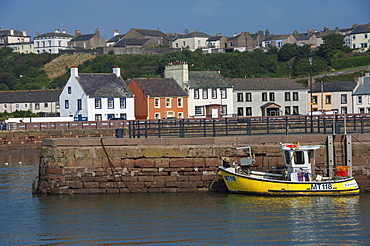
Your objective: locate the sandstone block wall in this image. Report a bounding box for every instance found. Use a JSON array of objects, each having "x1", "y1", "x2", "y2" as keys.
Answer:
[{"x1": 35, "y1": 134, "x2": 370, "y2": 194}]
